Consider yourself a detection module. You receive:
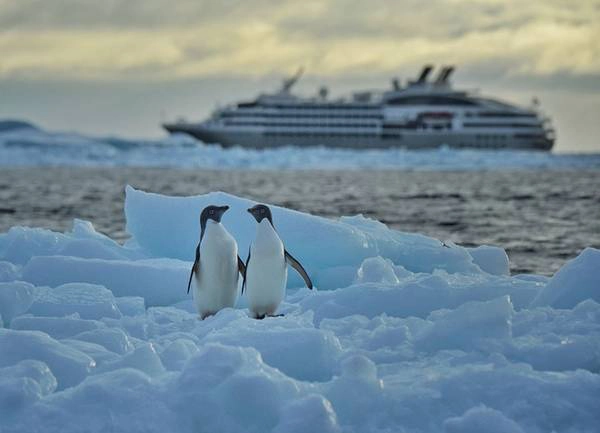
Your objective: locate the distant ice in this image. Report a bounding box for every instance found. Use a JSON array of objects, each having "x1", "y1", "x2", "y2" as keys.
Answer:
[
  {"x1": 1, "y1": 122, "x2": 600, "y2": 170},
  {"x1": 0, "y1": 188, "x2": 599, "y2": 432}
]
